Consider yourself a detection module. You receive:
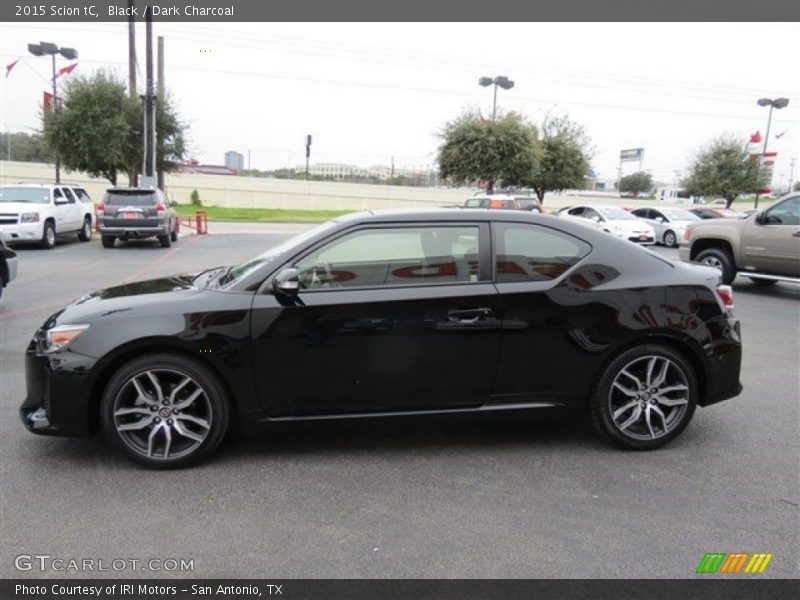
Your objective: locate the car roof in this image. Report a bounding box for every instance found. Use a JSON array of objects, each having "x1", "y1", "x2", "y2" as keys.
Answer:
[
  {"x1": 106, "y1": 187, "x2": 160, "y2": 193},
  {"x1": 333, "y1": 207, "x2": 587, "y2": 230}
]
